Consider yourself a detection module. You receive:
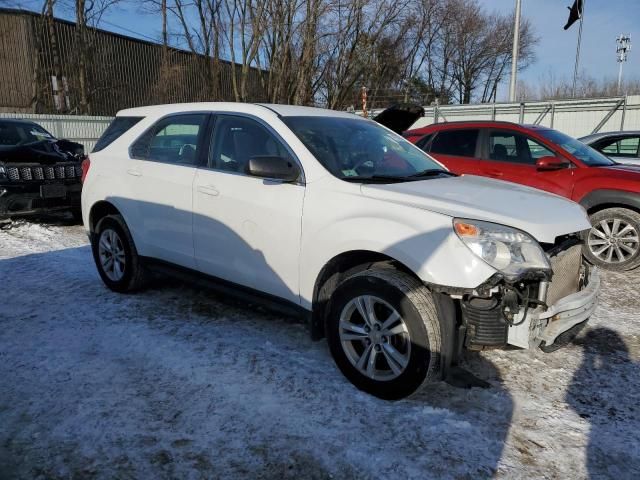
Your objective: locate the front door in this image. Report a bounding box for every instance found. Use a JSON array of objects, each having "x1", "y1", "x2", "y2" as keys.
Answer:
[
  {"x1": 477, "y1": 129, "x2": 575, "y2": 198},
  {"x1": 192, "y1": 114, "x2": 305, "y2": 303}
]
